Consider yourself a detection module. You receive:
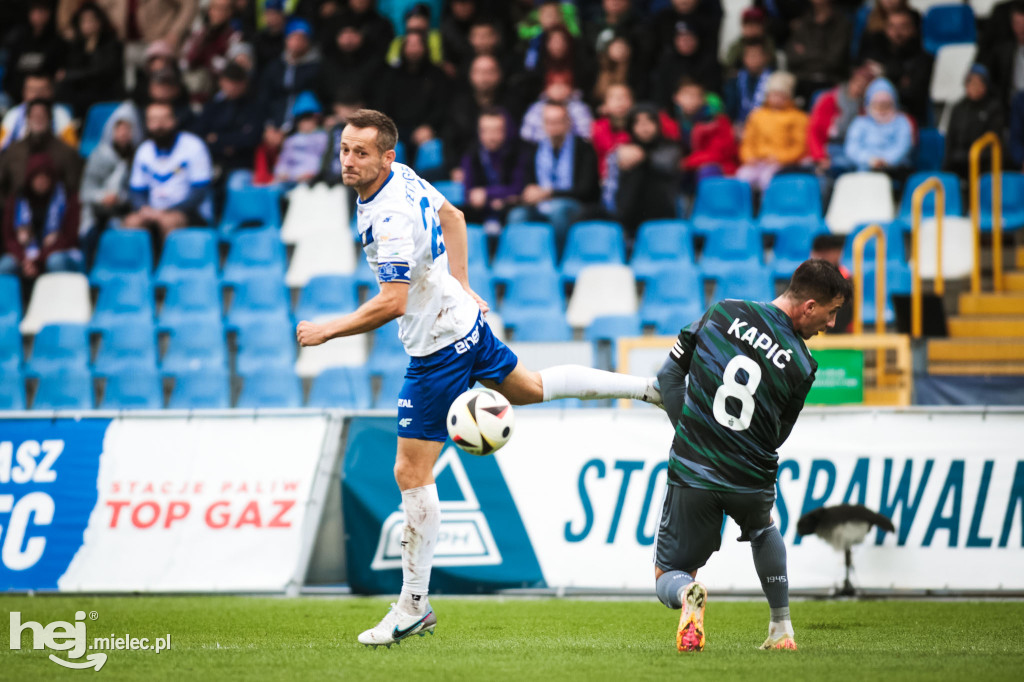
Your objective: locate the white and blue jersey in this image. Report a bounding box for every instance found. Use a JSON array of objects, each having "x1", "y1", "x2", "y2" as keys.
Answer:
[
  {"x1": 129, "y1": 131, "x2": 213, "y2": 223},
  {"x1": 357, "y1": 162, "x2": 518, "y2": 441}
]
